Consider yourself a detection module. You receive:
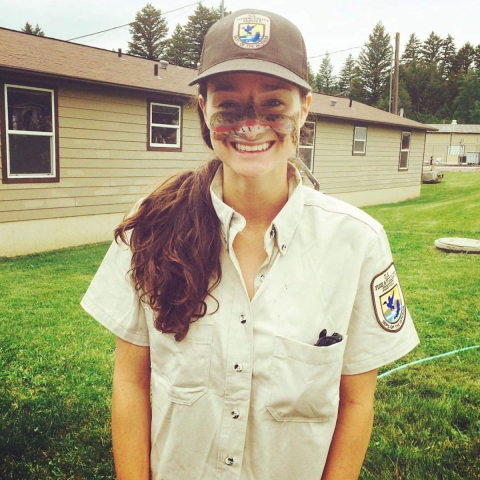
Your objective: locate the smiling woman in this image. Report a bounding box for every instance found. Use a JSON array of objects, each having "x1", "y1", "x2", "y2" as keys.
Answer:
[
  {"x1": 81, "y1": 8, "x2": 420, "y2": 480},
  {"x1": 197, "y1": 73, "x2": 311, "y2": 185}
]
